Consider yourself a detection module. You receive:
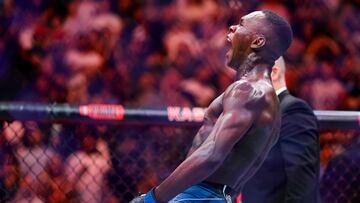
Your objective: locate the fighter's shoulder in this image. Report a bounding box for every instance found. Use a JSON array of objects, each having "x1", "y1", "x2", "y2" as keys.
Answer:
[
  {"x1": 224, "y1": 80, "x2": 273, "y2": 104},
  {"x1": 224, "y1": 80, "x2": 259, "y2": 99}
]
